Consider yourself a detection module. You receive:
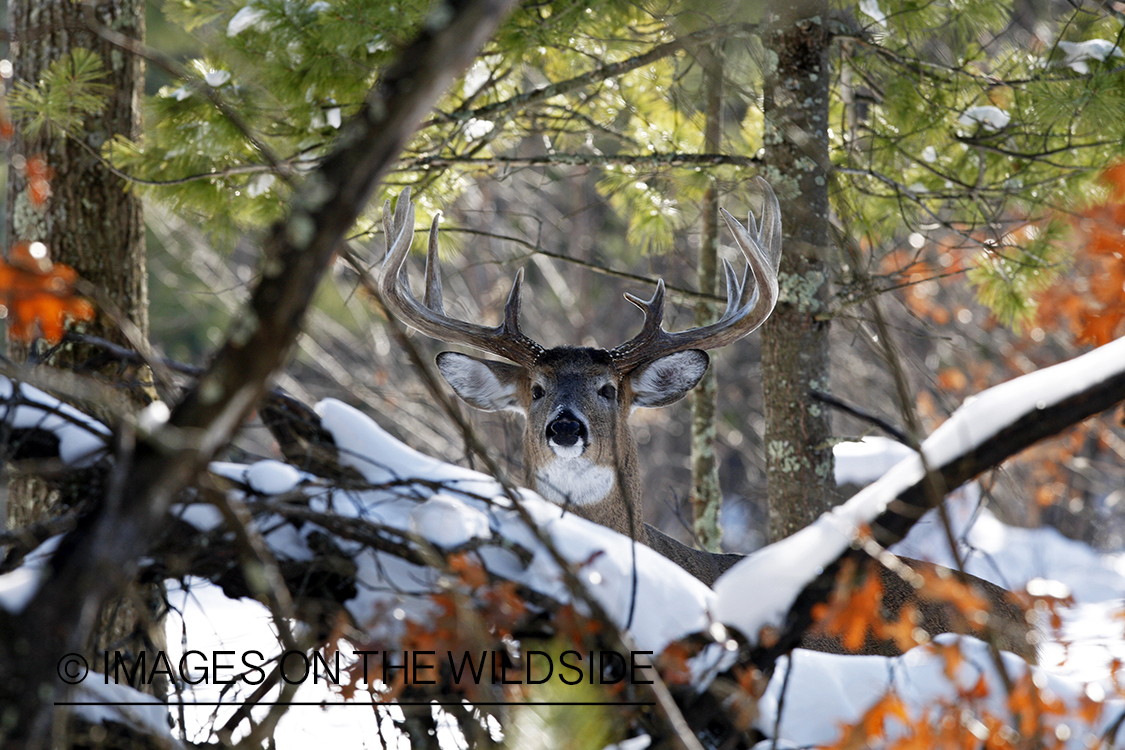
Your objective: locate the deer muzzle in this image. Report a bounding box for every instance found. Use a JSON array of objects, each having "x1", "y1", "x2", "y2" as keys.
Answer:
[{"x1": 546, "y1": 410, "x2": 586, "y2": 456}]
